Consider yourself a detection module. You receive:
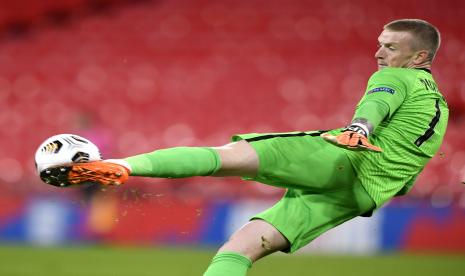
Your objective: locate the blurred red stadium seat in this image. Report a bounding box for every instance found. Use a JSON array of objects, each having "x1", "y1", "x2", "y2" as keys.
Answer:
[{"x1": 0, "y1": 0, "x2": 464, "y2": 201}]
